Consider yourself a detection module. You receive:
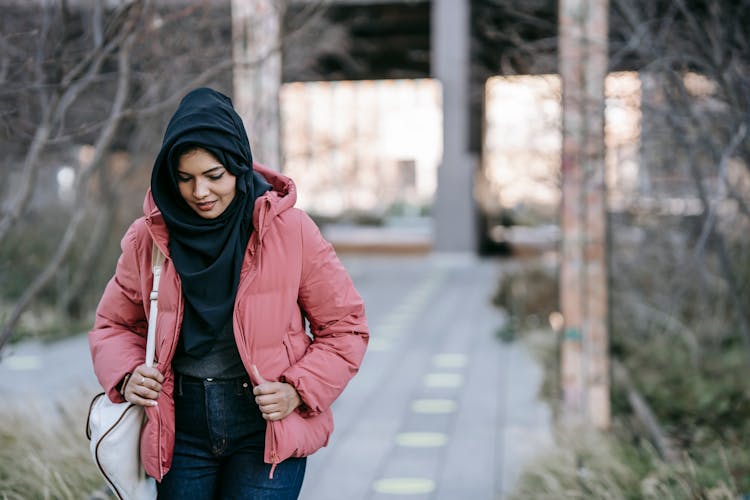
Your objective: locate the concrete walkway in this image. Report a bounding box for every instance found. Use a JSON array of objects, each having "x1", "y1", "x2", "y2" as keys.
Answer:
[
  {"x1": 300, "y1": 255, "x2": 552, "y2": 499},
  {"x1": 0, "y1": 255, "x2": 551, "y2": 499}
]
